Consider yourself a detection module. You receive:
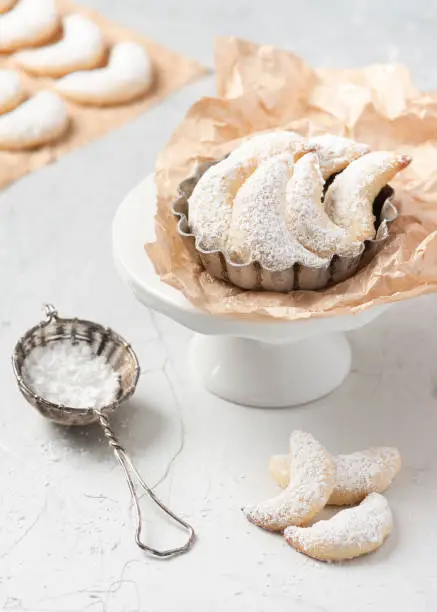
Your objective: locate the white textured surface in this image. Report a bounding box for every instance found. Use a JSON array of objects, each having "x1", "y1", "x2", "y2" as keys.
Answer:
[{"x1": 1, "y1": 1, "x2": 437, "y2": 610}]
